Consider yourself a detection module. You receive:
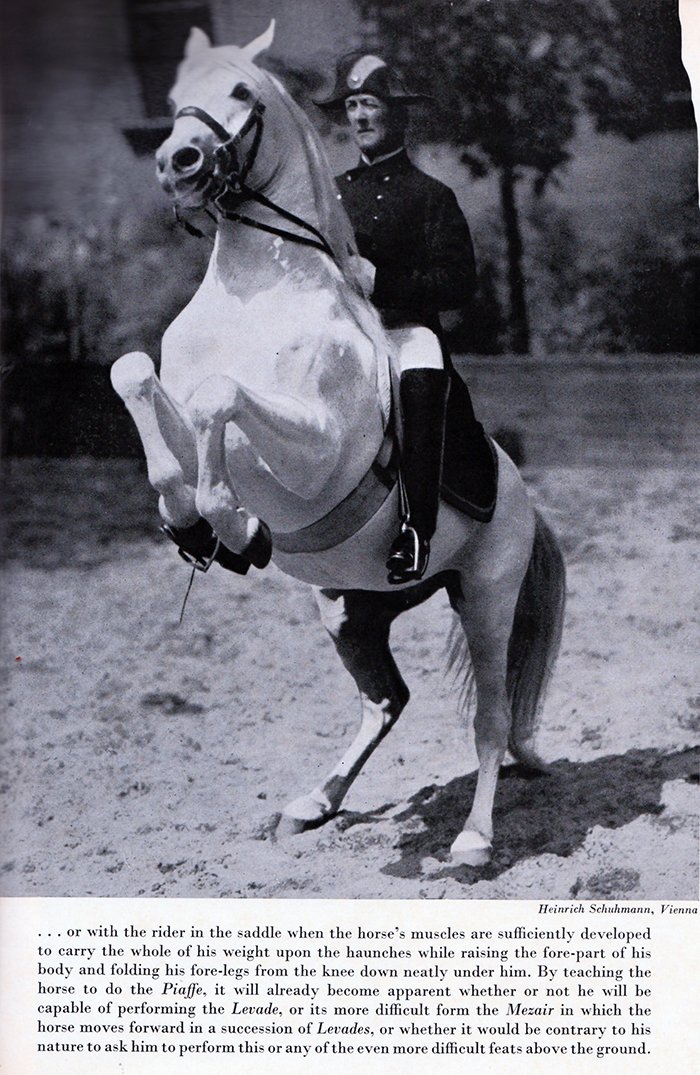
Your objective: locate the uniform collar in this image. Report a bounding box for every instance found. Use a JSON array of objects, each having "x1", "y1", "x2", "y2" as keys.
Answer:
[
  {"x1": 344, "y1": 147, "x2": 412, "y2": 182},
  {"x1": 359, "y1": 146, "x2": 405, "y2": 167}
]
